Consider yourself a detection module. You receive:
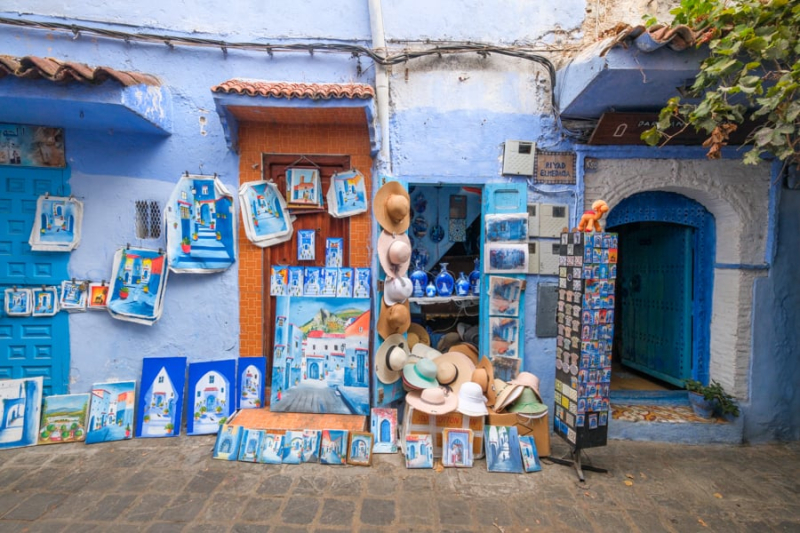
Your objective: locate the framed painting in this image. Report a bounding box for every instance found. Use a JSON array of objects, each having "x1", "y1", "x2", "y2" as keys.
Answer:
[
  {"x1": 38, "y1": 393, "x2": 89, "y2": 445},
  {"x1": 442, "y1": 428, "x2": 473, "y2": 468},
  {"x1": 485, "y1": 426, "x2": 524, "y2": 474},
  {"x1": 106, "y1": 248, "x2": 168, "y2": 325},
  {"x1": 187, "y1": 359, "x2": 236, "y2": 435},
  {"x1": 0, "y1": 377, "x2": 43, "y2": 450},
  {"x1": 347, "y1": 432, "x2": 373, "y2": 466},
  {"x1": 286, "y1": 168, "x2": 321, "y2": 209},
  {"x1": 136, "y1": 357, "x2": 187, "y2": 438},
  {"x1": 320, "y1": 429, "x2": 348, "y2": 465},
  {"x1": 85, "y1": 381, "x2": 136, "y2": 445},
  {"x1": 28, "y1": 195, "x2": 83, "y2": 252}
]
